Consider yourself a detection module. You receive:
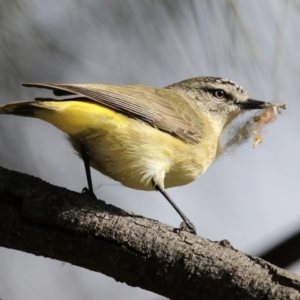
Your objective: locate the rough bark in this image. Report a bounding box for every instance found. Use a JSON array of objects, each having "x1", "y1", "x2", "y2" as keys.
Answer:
[{"x1": 0, "y1": 166, "x2": 300, "y2": 300}]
